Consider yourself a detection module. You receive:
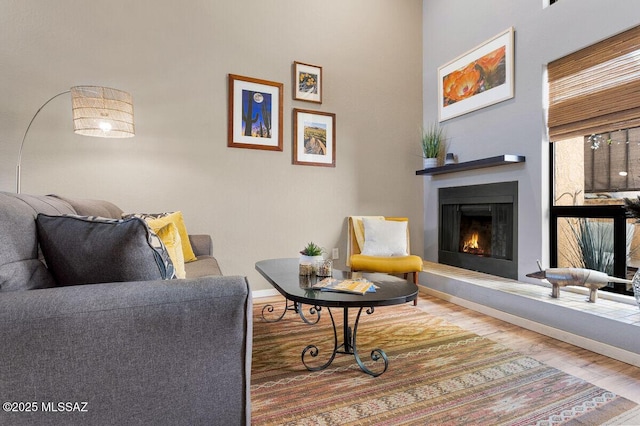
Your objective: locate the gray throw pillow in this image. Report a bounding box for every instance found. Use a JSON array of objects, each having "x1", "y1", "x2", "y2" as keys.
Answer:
[{"x1": 36, "y1": 214, "x2": 175, "y2": 287}]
